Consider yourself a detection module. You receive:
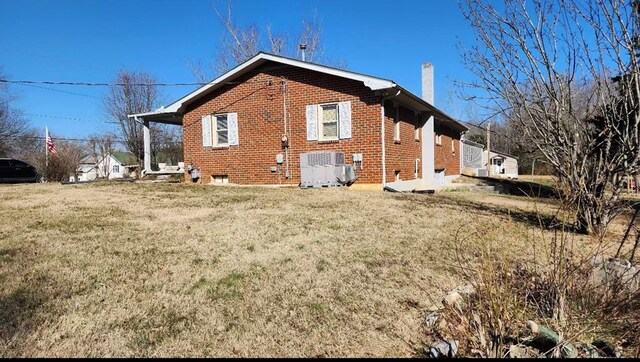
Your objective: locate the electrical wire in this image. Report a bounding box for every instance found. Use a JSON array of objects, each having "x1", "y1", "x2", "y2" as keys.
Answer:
[
  {"x1": 13, "y1": 82, "x2": 100, "y2": 98},
  {"x1": 0, "y1": 78, "x2": 270, "y2": 87}
]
